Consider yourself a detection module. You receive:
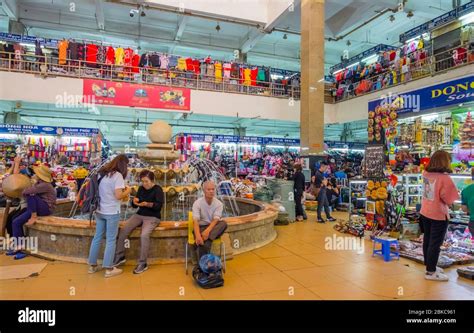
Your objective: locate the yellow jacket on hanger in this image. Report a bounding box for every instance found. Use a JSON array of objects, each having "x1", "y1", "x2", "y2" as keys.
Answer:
[
  {"x1": 115, "y1": 47, "x2": 125, "y2": 65},
  {"x1": 214, "y1": 62, "x2": 222, "y2": 83},
  {"x1": 243, "y1": 68, "x2": 251, "y2": 86},
  {"x1": 177, "y1": 57, "x2": 187, "y2": 71}
]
